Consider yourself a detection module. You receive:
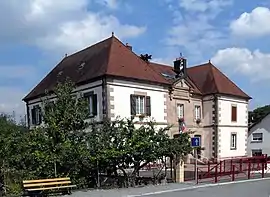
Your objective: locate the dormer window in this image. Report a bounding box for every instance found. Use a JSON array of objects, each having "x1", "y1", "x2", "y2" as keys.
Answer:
[{"x1": 79, "y1": 62, "x2": 86, "y2": 70}]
